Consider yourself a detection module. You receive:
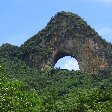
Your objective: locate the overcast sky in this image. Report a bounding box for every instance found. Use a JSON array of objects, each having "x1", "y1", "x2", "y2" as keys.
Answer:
[{"x1": 0, "y1": 0, "x2": 112, "y2": 70}]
